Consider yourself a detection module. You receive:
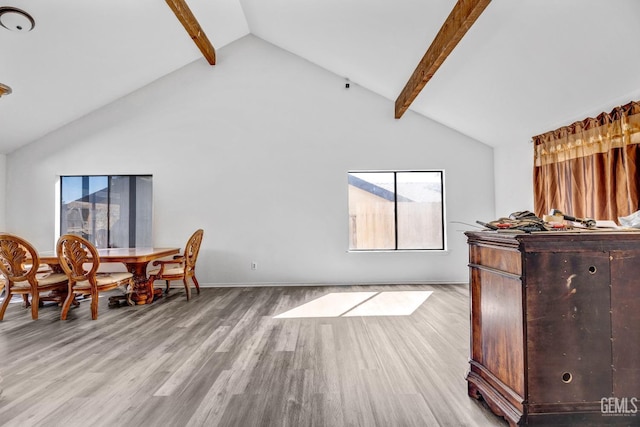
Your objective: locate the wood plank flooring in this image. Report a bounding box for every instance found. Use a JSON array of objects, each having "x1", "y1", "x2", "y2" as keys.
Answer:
[{"x1": 0, "y1": 284, "x2": 507, "y2": 427}]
